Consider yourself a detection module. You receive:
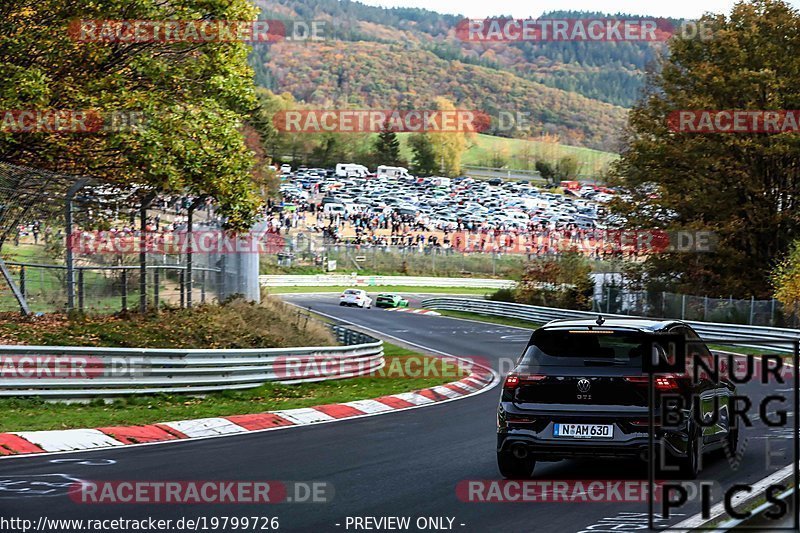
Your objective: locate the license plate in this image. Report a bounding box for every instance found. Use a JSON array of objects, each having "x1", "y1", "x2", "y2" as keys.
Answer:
[{"x1": 554, "y1": 423, "x2": 614, "y2": 439}]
